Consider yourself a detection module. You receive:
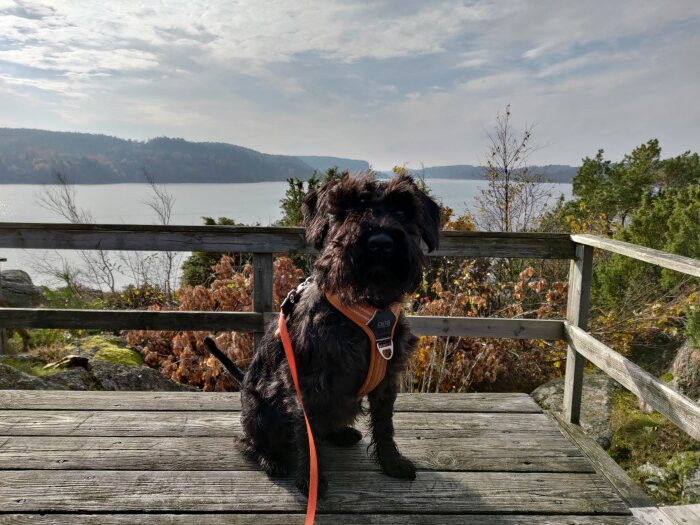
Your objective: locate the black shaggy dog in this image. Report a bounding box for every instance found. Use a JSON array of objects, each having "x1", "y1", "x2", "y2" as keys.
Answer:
[{"x1": 229, "y1": 172, "x2": 440, "y2": 496}]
